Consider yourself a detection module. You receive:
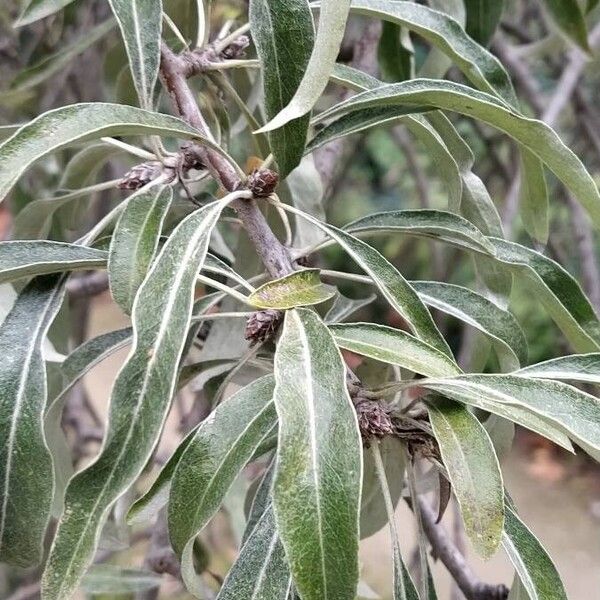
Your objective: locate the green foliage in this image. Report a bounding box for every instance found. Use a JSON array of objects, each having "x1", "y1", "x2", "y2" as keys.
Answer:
[{"x1": 1, "y1": 1, "x2": 599, "y2": 598}]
